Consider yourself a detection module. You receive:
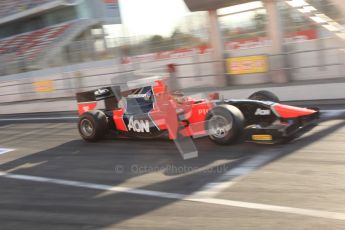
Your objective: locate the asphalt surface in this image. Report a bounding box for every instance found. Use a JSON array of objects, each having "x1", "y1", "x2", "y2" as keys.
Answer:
[{"x1": 0, "y1": 108, "x2": 345, "y2": 229}]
